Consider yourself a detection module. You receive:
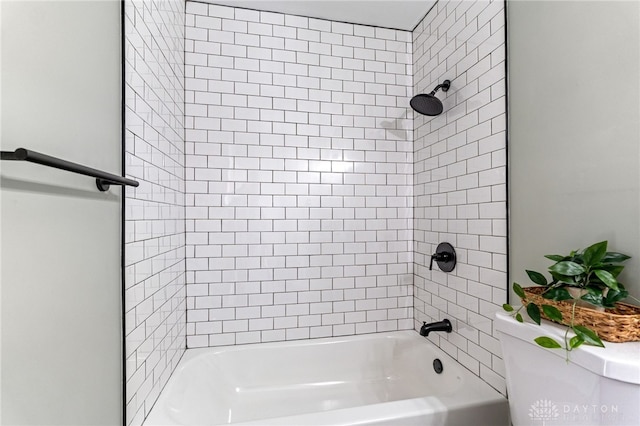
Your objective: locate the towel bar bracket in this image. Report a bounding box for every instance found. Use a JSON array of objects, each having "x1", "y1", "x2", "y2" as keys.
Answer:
[{"x1": 96, "y1": 179, "x2": 112, "y2": 192}]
